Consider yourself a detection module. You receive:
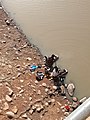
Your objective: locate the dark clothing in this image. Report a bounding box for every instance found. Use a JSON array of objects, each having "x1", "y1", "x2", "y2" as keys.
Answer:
[{"x1": 44, "y1": 54, "x2": 59, "y2": 68}]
